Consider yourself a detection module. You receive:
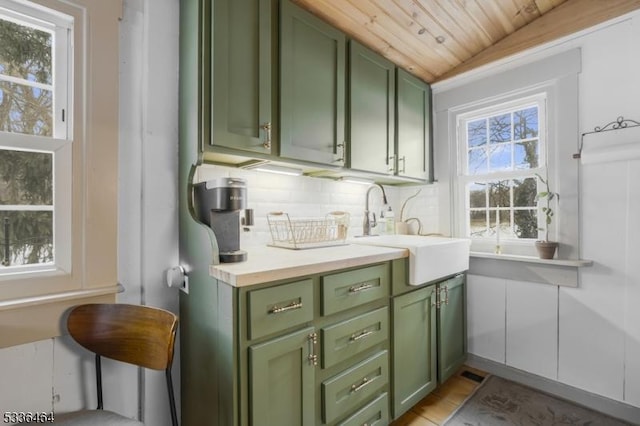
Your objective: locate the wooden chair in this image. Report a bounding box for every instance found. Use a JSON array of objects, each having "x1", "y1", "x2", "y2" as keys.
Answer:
[{"x1": 53, "y1": 303, "x2": 179, "y2": 426}]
